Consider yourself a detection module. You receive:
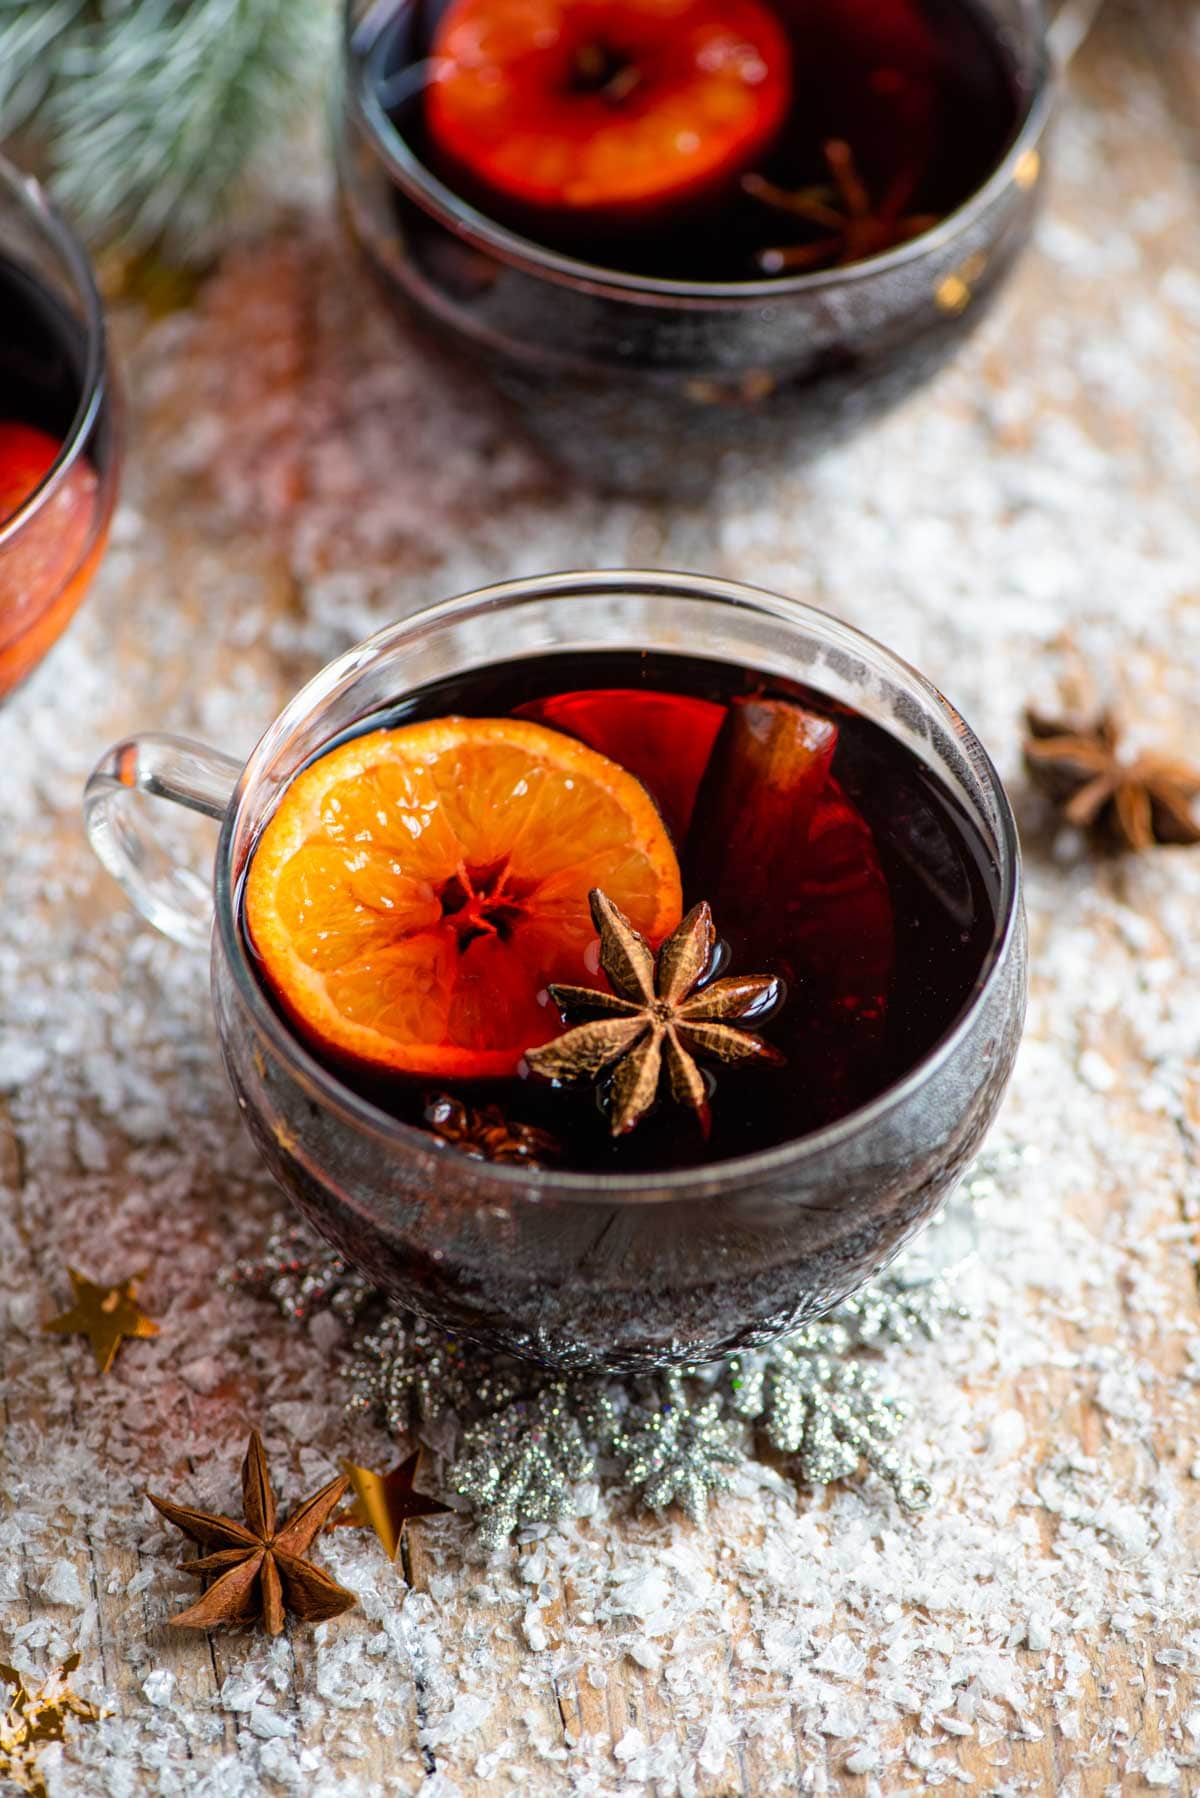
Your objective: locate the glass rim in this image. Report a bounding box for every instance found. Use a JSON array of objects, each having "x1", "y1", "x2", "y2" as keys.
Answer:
[
  {"x1": 0, "y1": 154, "x2": 108, "y2": 551},
  {"x1": 214, "y1": 569, "x2": 1024, "y2": 1201},
  {"x1": 344, "y1": 0, "x2": 1053, "y2": 305}
]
